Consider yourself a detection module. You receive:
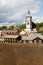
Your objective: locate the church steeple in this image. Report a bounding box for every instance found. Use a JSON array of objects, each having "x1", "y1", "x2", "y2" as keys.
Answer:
[
  {"x1": 25, "y1": 10, "x2": 32, "y2": 33},
  {"x1": 26, "y1": 10, "x2": 31, "y2": 17},
  {"x1": 25, "y1": 10, "x2": 37, "y2": 34},
  {"x1": 28, "y1": 10, "x2": 30, "y2": 15}
]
